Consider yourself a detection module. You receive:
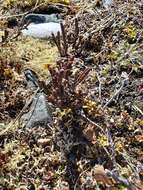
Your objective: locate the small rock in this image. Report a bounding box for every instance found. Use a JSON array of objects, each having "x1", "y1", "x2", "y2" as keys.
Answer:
[
  {"x1": 21, "y1": 92, "x2": 52, "y2": 128},
  {"x1": 24, "y1": 13, "x2": 62, "y2": 24},
  {"x1": 22, "y1": 22, "x2": 61, "y2": 39},
  {"x1": 24, "y1": 69, "x2": 39, "y2": 89}
]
